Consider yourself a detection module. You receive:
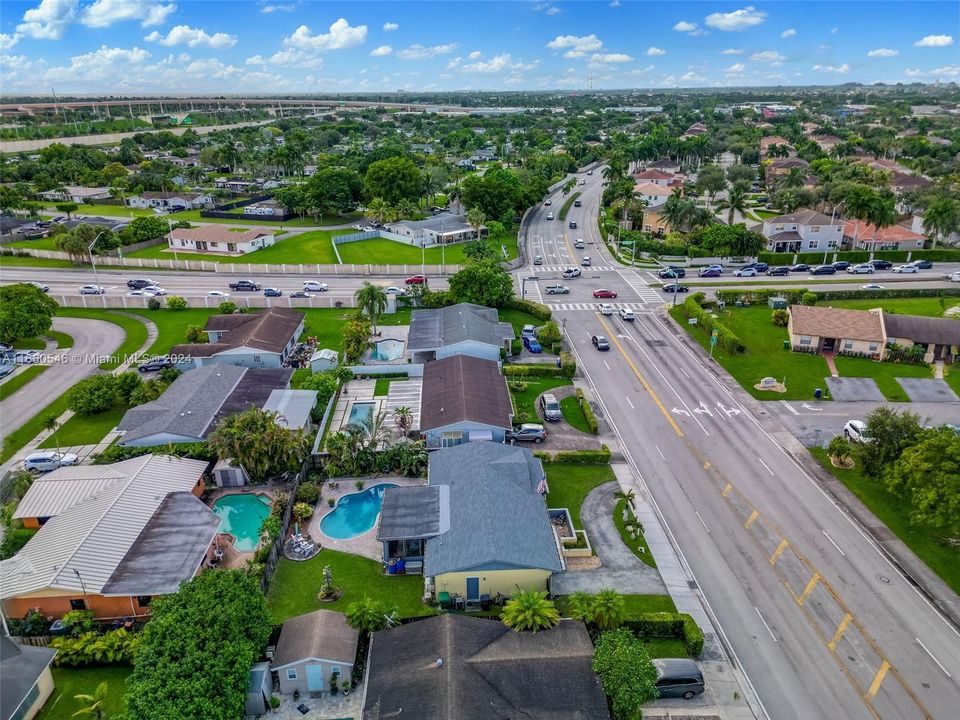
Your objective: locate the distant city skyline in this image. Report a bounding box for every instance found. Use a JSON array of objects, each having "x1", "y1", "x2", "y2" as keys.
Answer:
[{"x1": 0, "y1": 1, "x2": 957, "y2": 94}]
